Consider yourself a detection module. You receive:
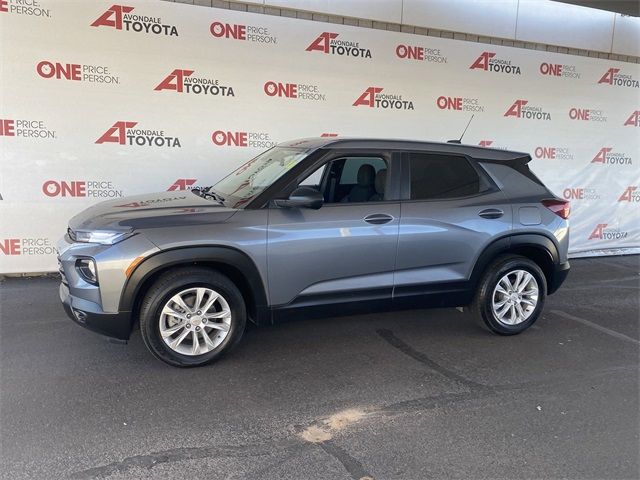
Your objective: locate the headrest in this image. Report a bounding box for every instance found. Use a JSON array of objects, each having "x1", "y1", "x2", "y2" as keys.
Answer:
[
  {"x1": 357, "y1": 164, "x2": 376, "y2": 186},
  {"x1": 375, "y1": 168, "x2": 387, "y2": 195}
]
